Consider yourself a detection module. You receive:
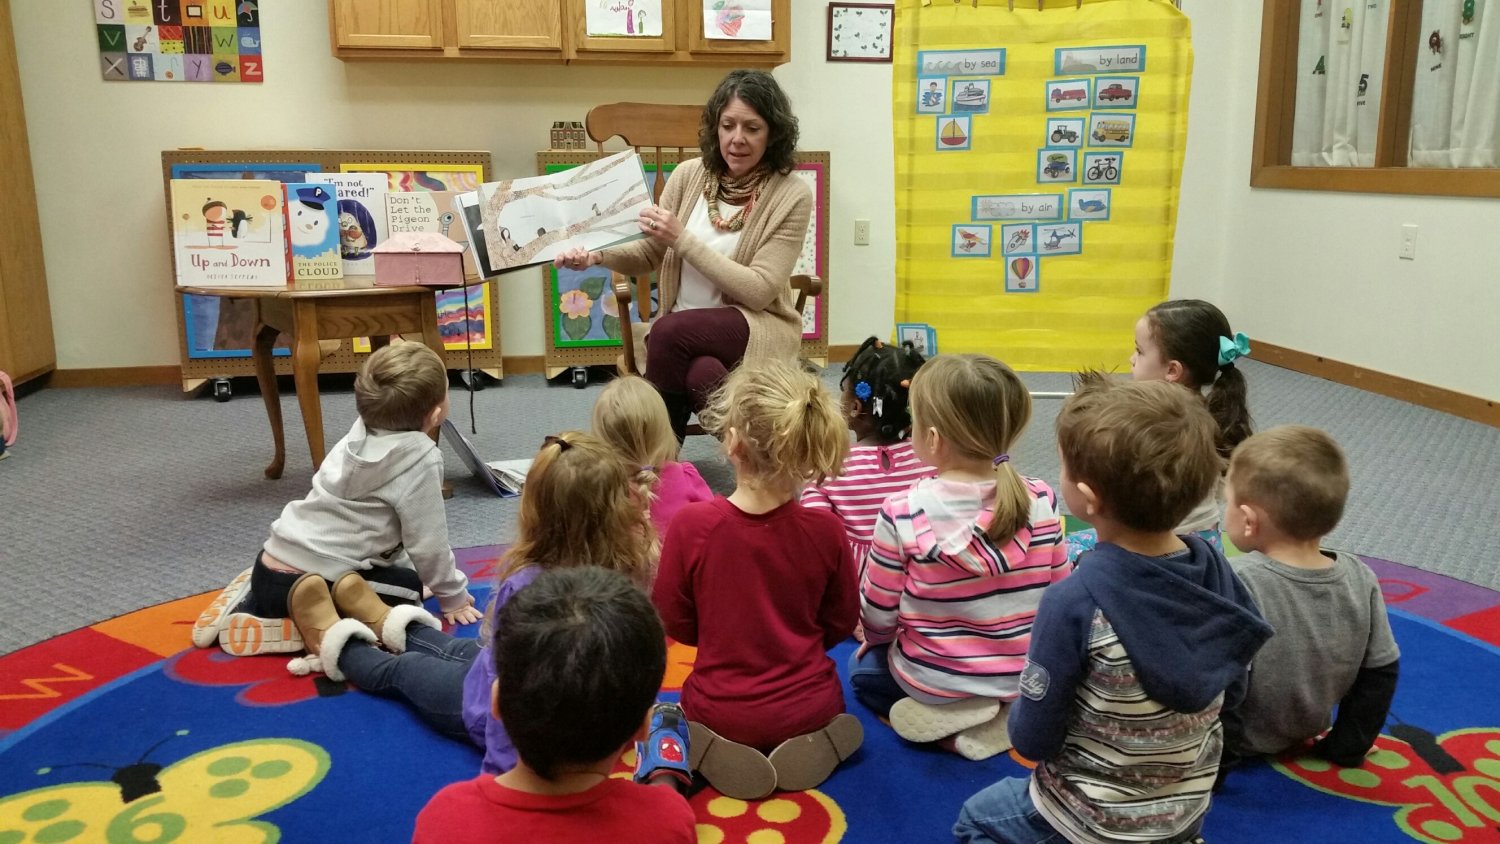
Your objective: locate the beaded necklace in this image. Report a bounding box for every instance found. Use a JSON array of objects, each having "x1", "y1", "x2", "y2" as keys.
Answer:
[{"x1": 703, "y1": 167, "x2": 768, "y2": 233}]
